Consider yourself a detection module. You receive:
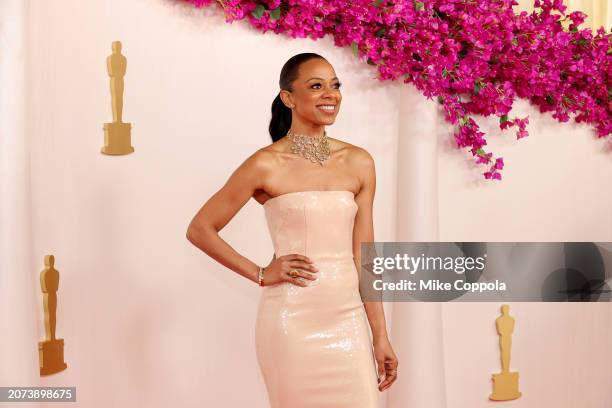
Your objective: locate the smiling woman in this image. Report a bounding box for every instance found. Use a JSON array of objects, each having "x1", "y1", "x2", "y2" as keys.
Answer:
[{"x1": 186, "y1": 53, "x2": 398, "y2": 408}]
